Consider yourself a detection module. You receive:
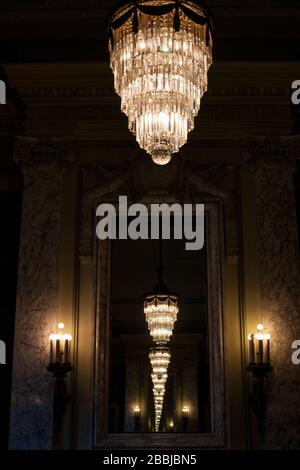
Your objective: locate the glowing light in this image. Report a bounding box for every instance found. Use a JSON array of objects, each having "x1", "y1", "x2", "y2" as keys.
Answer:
[
  {"x1": 144, "y1": 294, "x2": 179, "y2": 344},
  {"x1": 108, "y1": 1, "x2": 213, "y2": 165},
  {"x1": 248, "y1": 324, "x2": 272, "y2": 366},
  {"x1": 62, "y1": 334, "x2": 72, "y2": 342},
  {"x1": 255, "y1": 333, "x2": 264, "y2": 341},
  {"x1": 49, "y1": 326, "x2": 72, "y2": 364}
]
